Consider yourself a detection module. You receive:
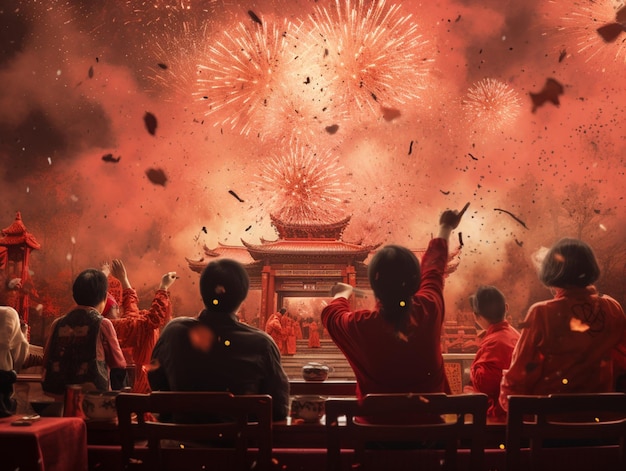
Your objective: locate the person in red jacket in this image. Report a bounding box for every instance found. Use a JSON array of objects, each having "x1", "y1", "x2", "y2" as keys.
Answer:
[
  {"x1": 265, "y1": 308, "x2": 286, "y2": 354},
  {"x1": 104, "y1": 259, "x2": 177, "y2": 393},
  {"x1": 308, "y1": 319, "x2": 321, "y2": 348},
  {"x1": 322, "y1": 204, "x2": 468, "y2": 402},
  {"x1": 499, "y1": 238, "x2": 626, "y2": 412},
  {"x1": 464, "y1": 285, "x2": 520, "y2": 422}
]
